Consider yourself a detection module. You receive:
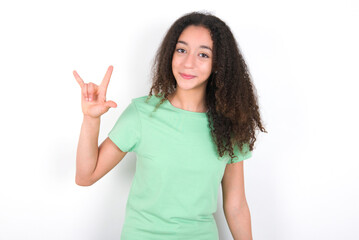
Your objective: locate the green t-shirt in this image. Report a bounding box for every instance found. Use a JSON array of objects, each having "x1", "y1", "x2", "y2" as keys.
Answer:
[{"x1": 108, "y1": 95, "x2": 252, "y2": 240}]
